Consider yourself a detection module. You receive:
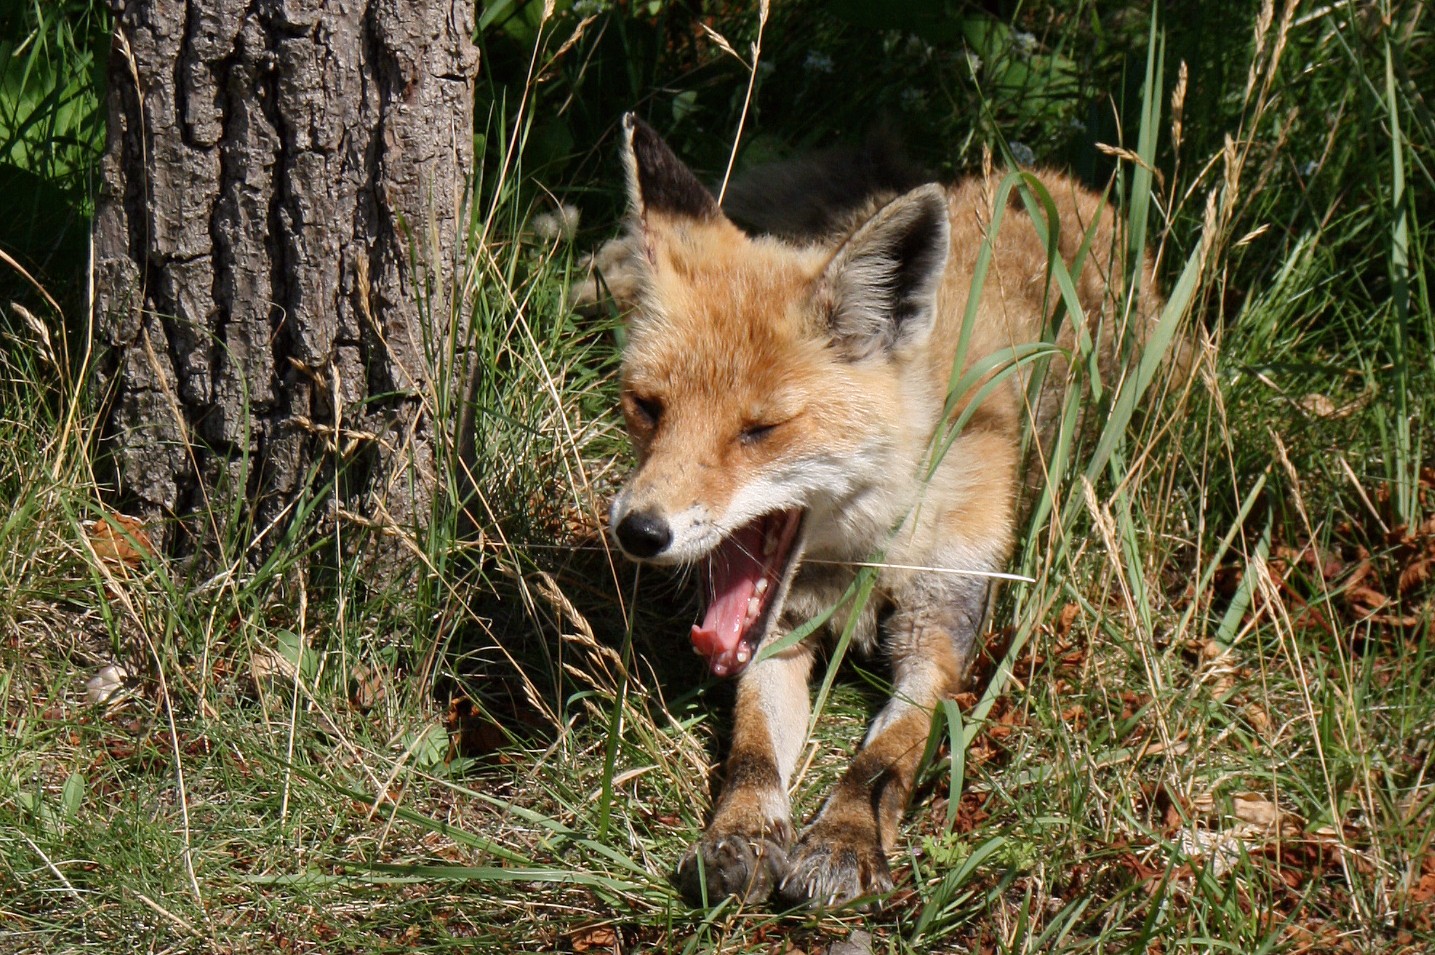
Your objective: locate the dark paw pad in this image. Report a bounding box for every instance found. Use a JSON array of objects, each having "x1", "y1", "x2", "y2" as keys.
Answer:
[
  {"x1": 778, "y1": 831, "x2": 893, "y2": 909},
  {"x1": 675, "y1": 832, "x2": 791, "y2": 907}
]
